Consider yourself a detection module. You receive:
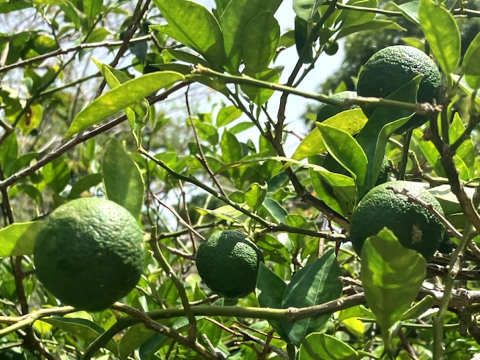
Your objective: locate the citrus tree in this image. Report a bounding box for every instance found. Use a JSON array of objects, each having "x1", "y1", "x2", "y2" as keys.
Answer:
[{"x1": 0, "y1": 0, "x2": 479, "y2": 359}]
